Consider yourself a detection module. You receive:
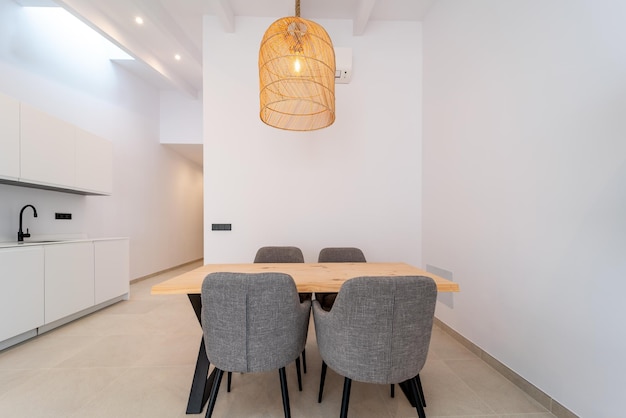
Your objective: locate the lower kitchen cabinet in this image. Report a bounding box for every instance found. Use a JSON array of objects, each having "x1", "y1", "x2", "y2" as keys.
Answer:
[
  {"x1": 0, "y1": 238, "x2": 129, "y2": 349},
  {"x1": 0, "y1": 246, "x2": 44, "y2": 342},
  {"x1": 44, "y1": 242, "x2": 95, "y2": 324},
  {"x1": 95, "y1": 239, "x2": 129, "y2": 304}
]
